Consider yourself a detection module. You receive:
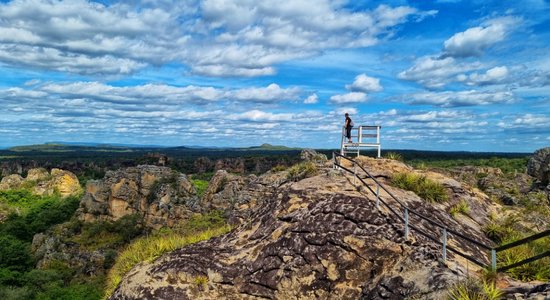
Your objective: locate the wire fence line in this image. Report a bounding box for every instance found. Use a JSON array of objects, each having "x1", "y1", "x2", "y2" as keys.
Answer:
[{"x1": 332, "y1": 151, "x2": 550, "y2": 272}]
